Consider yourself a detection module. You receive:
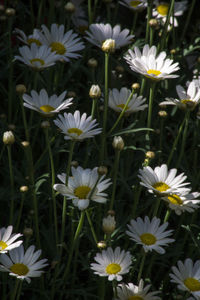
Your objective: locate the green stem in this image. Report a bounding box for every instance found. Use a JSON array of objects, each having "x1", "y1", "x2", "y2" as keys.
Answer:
[
  {"x1": 163, "y1": 209, "x2": 171, "y2": 223},
  {"x1": 147, "y1": 82, "x2": 156, "y2": 129},
  {"x1": 91, "y1": 98, "x2": 97, "y2": 119},
  {"x1": 16, "y1": 193, "x2": 25, "y2": 232},
  {"x1": 180, "y1": 0, "x2": 196, "y2": 42},
  {"x1": 109, "y1": 150, "x2": 120, "y2": 210},
  {"x1": 112, "y1": 280, "x2": 118, "y2": 299},
  {"x1": 131, "y1": 12, "x2": 138, "y2": 35},
  {"x1": 10, "y1": 279, "x2": 19, "y2": 300},
  {"x1": 108, "y1": 89, "x2": 135, "y2": 136},
  {"x1": 152, "y1": 197, "x2": 161, "y2": 217},
  {"x1": 137, "y1": 251, "x2": 146, "y2": 282},
  {"x1": 159, "y1": 0, "x2": 175, "y2": 51},
  {"x1": 145, "y1": 0, "x2": 153, "y2": 44},
  {"x1": 16, "y1": 281, "x2": 22, "y2": 300},
  {"x1": 86, "y1": 209, "x2": 98, "y2": 244},
  {"x1": 131, "y1": 186, "x2": 142, "y2": 218},
  {"x1": 19, "y1": 95, "x2": 29, "y2": 141},
  {"x1": 88, "y1": 0, "x2": 92, "y2": 24},
  {"x1": 176, "y1": 111, "x2": 190, "y2": 168},
  {"x1": 7, "y1": 146, "x2": 14, "y2": 224}
]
